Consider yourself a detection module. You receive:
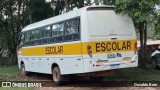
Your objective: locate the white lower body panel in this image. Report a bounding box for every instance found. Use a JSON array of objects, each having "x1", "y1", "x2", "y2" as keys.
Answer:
[{"x1": 83, "y1": 55, "x2": 138, "y2": 73}]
